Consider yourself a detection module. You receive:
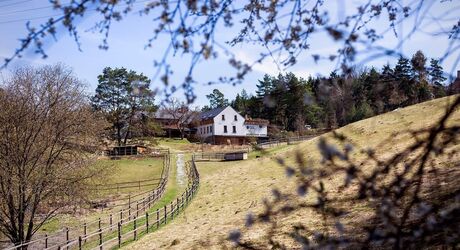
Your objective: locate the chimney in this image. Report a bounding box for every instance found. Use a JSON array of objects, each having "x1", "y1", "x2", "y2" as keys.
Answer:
[{"x1": 457, "y1": 70, "x2": 460, "y2": 79}]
